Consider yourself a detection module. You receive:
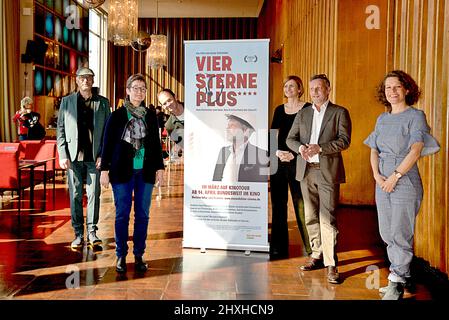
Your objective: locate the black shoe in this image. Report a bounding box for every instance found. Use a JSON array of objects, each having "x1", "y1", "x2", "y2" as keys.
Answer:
[
  {"x1": 134, "y1": 256, "x2": 148, "y2": 272},
  {"x1": 299, "y1": 258, "x2": 324, "y2": 271},
  {"x1": 327, "y1": 266, "x2": 340, "y2": 284},
  {"x1": 269, "y1": 249, "x2": 289, "y2": 260},
  {"x1": 116, "y1": 257, "x2": 127, "y2": 273}
]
